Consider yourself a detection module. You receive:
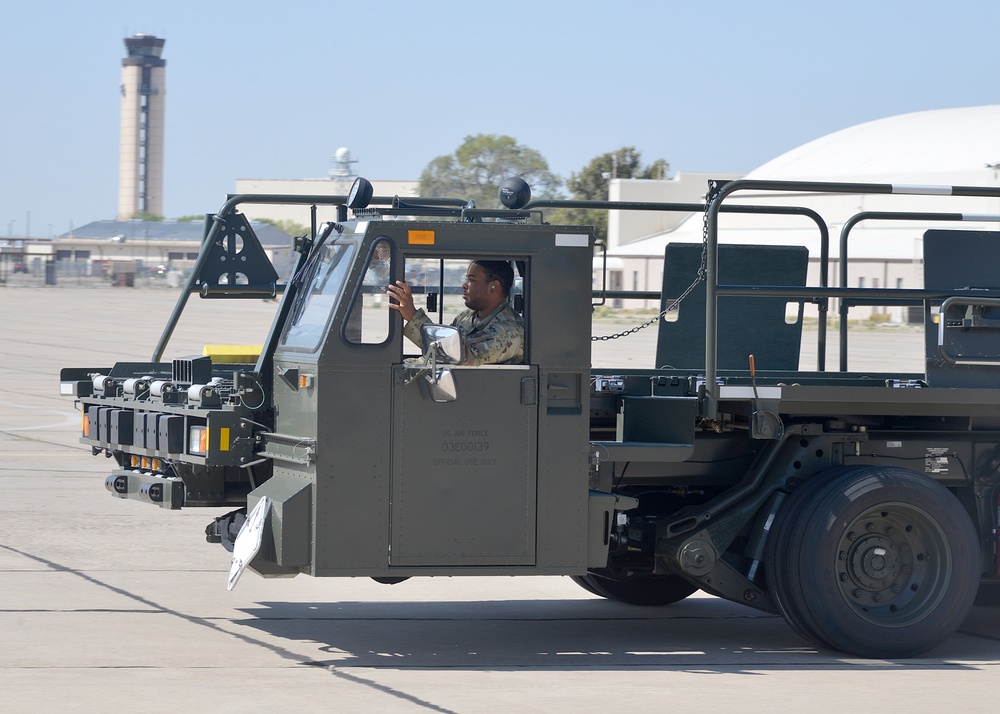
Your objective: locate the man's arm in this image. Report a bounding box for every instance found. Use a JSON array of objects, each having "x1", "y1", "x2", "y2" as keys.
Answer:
[{"x1": 386, "y1": 280, "x2": 426, "y2": 347}]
